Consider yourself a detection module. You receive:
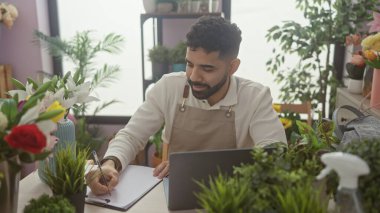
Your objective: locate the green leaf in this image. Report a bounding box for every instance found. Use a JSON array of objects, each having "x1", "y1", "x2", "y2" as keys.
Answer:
[
  {"x1": 11, "y1": 78, "x2": 26, "y2": 90},
  {"x1": 0, "y1": 98, "x2": 18, "y2": 124},
  {"x1": 33, "y1": 80, "x2": 52, "y2": 96},
  {"x1": 36, "y1": 109, "x2": 64, "y2": 122}
]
